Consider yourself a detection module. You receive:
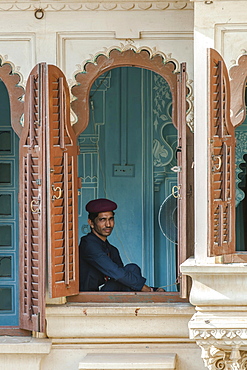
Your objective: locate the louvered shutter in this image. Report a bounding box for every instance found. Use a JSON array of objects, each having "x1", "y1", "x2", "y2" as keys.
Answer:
[
  {"x1": 177, "y1": 63, "x2": 194, "y2": 298},
  {"x1": 208, "y1": 48, "x2": 235, "y2": 256},
  {"x1": 19, "y1": 64, "x2": 46, "y2": 332},
  {"x1": 47, "y1": 65, "x2": 79, "y2": 298}
]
